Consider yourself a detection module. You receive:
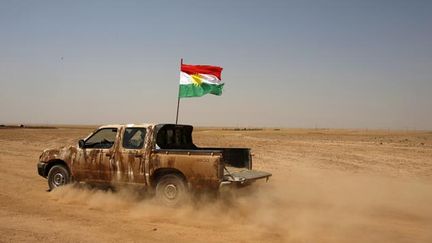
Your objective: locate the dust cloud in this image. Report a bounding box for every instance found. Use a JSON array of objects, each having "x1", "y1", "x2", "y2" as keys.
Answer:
[{"x1": 48, "y1": 168, "x2": 432, "y2": 243}]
